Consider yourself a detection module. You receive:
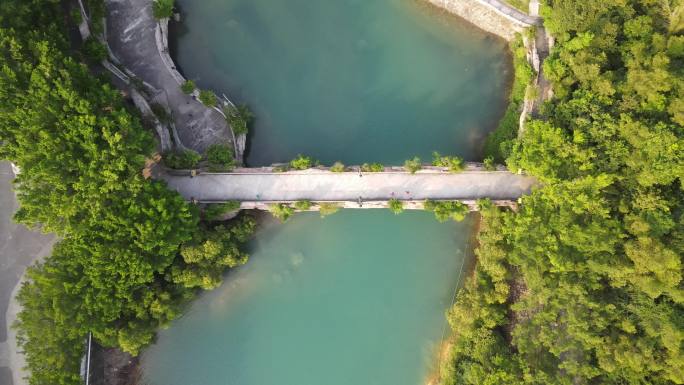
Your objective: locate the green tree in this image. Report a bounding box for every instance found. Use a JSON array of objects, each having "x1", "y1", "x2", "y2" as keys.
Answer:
[{"x1": 170, "y1": 216, "x2": 256, "y2": 290}]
